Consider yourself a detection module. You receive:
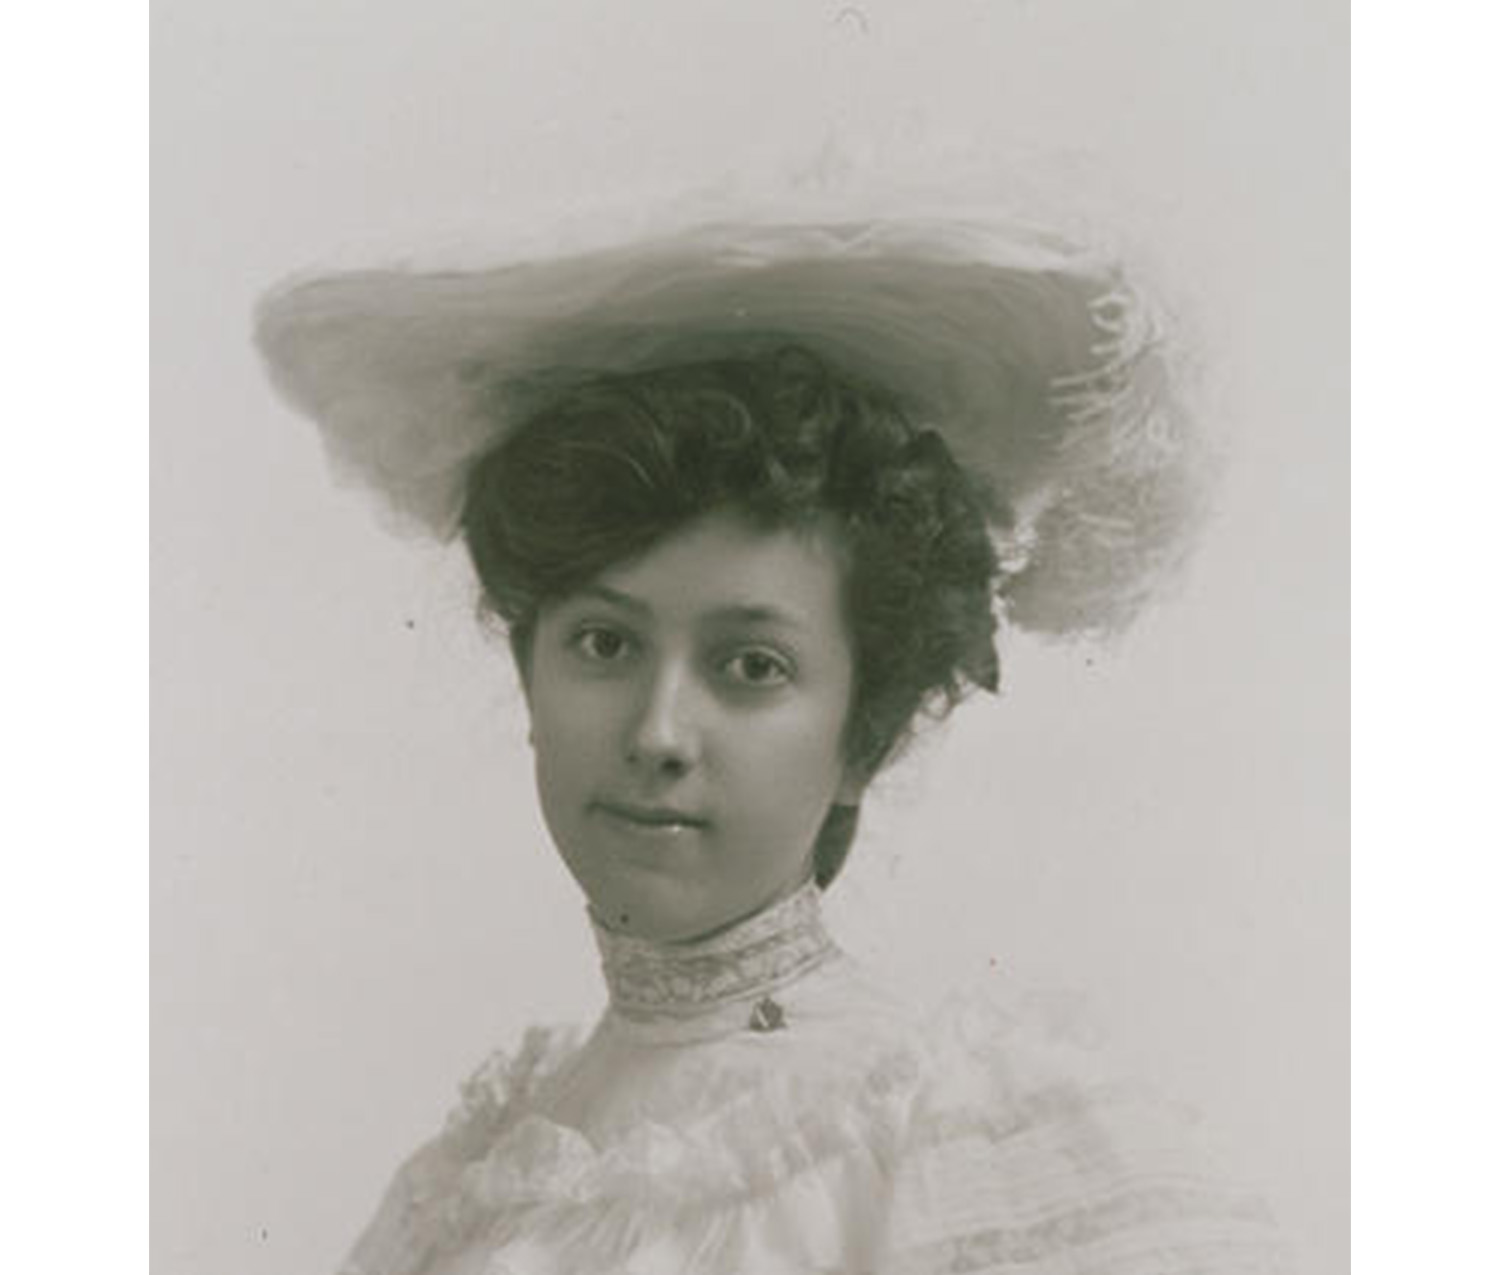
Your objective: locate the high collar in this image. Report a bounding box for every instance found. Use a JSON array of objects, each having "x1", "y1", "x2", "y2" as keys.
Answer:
[{"x1": 590, "y1": 882, "x2": 838, "y2": 1024}]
